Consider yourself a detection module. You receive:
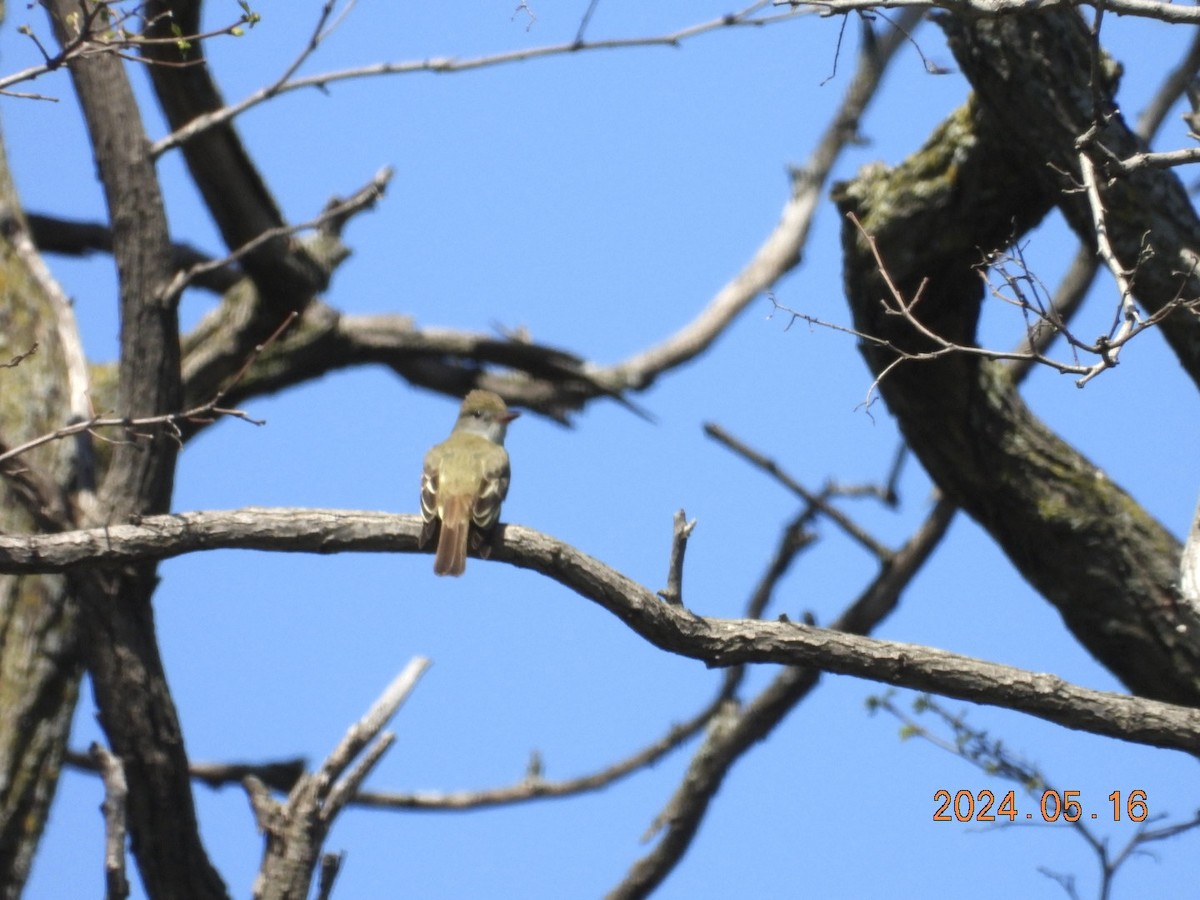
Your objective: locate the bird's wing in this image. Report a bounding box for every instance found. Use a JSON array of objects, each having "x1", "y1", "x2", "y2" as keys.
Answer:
[
  {"x1": 419, "y1": 453, "x2": 441, "y2": 548},
  {"x1": 471, "y1": 451, "x2": 510, "y2": 532}
]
